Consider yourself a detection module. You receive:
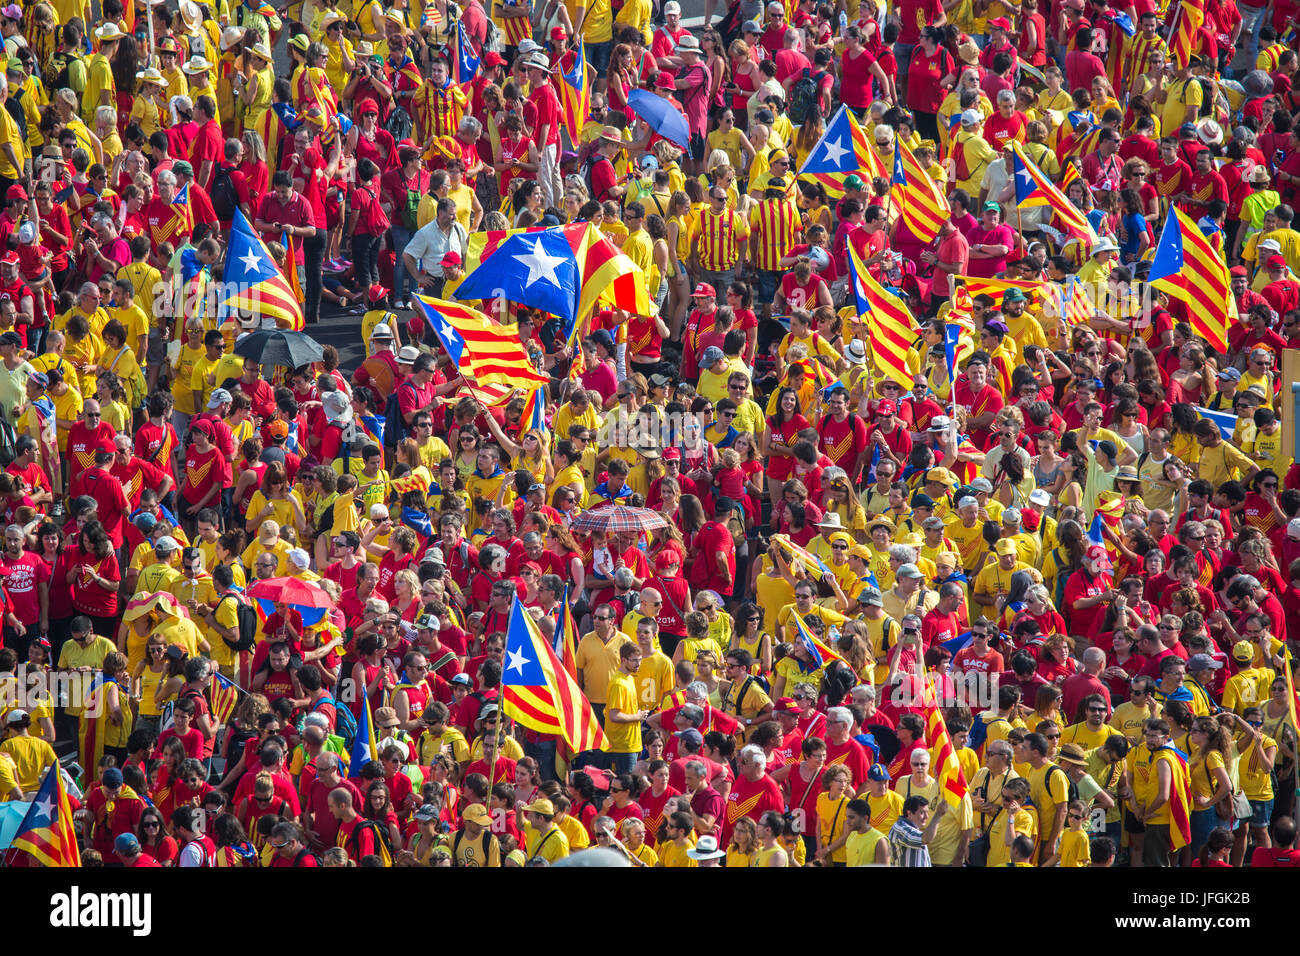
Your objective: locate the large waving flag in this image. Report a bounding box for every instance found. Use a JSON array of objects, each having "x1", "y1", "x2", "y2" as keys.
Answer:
[
  {"x1": 559, "y1": 38, "x2": 591, "y2": 146},
  {"x1": 797, "y1": 105, "x2": 884, "y2": 199},
  {"x1": 455, "y1": 17, "x2": 479, "y2": 84},
  {"x1": 1148, "y1": 207, "x2": 1231, "y2": 354},
  {"x1": 414, "y1": 295, "x2": 550, "y2": 388},
  {"x1": 893, "y1": 140, "x2": 948, "y2": 243},
  {"x1": 454, "y1": 223, "x2": 650, "y2": 334},
  {"x1": 1010, "y1": 142, "x2": 1098, "y2": 245},
  {"x1": 919, "y1": 661, "x2": 969, "y2": 808},
  {"x1": 848, "y1": 242, "x2": 916, "y2": 388},
  {"x1": 11, "y1": 764, "x2": 81, "y2": 867},
  {"x1": 349, "y1": 692, "x2": 379, "y2": 777},
  {"x1": 501, "y1": 596, "x2": 608, "y2": 753},
  {"x1": 220, "y1": 209, "x2": 305, "y2": 330},
  {"x1": 1169, "y1": 0, "x2": 1205, "y2": 68}
]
